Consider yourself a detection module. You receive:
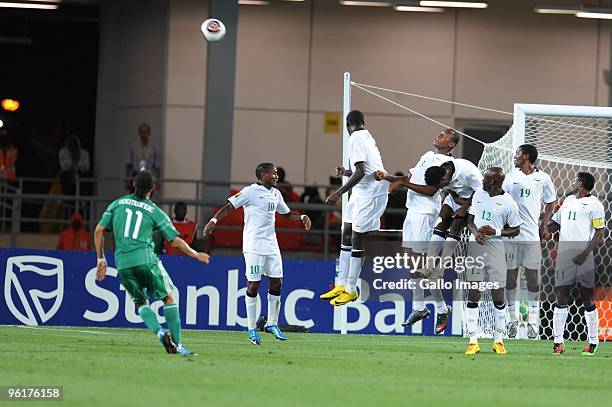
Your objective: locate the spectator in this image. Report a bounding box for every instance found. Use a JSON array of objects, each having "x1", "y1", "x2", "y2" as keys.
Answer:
[
  {"x1": 56, "y1": 212, "x2": 91, "y2": 251},
  {"x1": 58, "y1": 134, "x2": 90, "y2": 195},
  {"x1": 127, "y1": 123, "x2": 160, "y2": 179},
  {"x1": 0, "y1": 127, "x2": 18, "y2": 180},
  {"x1": 383, "y1": 171, "x2": 407, "y2": 231},
  {"x1": 276, "y1": 166, "x2": 299, "y2": 202},
  {"x1": 164, "y1": 202, "x2": 197, "y2": 255}
]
